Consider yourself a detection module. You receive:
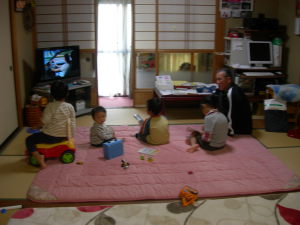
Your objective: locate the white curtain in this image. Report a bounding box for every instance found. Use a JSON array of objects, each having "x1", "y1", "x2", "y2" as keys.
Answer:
[{"x1": 97, "y1": 0, "x2": 132, "y2": 97}]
